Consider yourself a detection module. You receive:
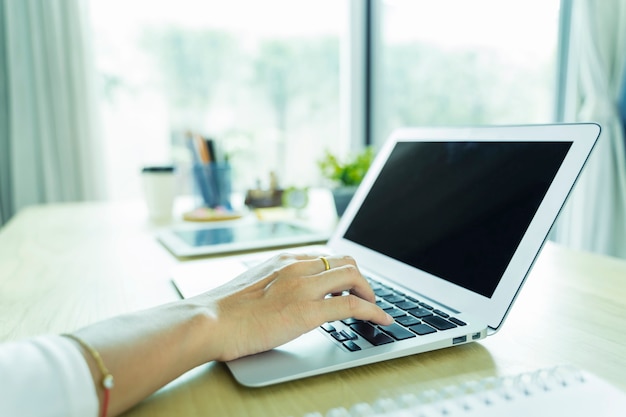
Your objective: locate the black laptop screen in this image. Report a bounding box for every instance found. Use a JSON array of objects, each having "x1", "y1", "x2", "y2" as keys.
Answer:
[{"x1": 343, "y1": 141, "x2": 572, "y2": 298}]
